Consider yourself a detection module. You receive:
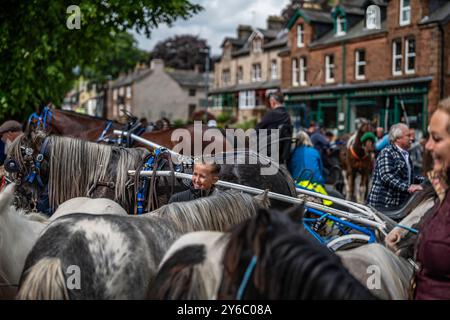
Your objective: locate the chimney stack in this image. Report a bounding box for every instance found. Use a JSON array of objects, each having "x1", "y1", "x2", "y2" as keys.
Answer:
[
  {"x1": 237, "y1": 25, "x2": 252, "y2": 40},
  {"x1": 267, "y1": 15, "x2": 284, "y2": 31}
]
